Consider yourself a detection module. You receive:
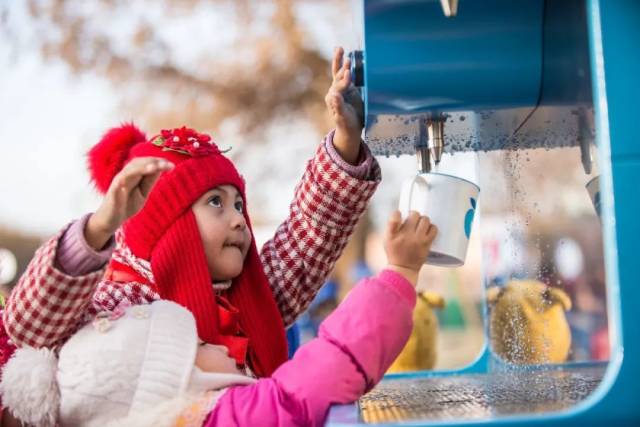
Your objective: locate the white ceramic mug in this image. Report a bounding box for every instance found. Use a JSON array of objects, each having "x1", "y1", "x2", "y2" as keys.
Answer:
[
  {"x1": 586, "y1": 175, "x2": 601, "y2": 217},
  {"x1": 398, "y1": 173, "x2": 480, "y2": 267}
]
